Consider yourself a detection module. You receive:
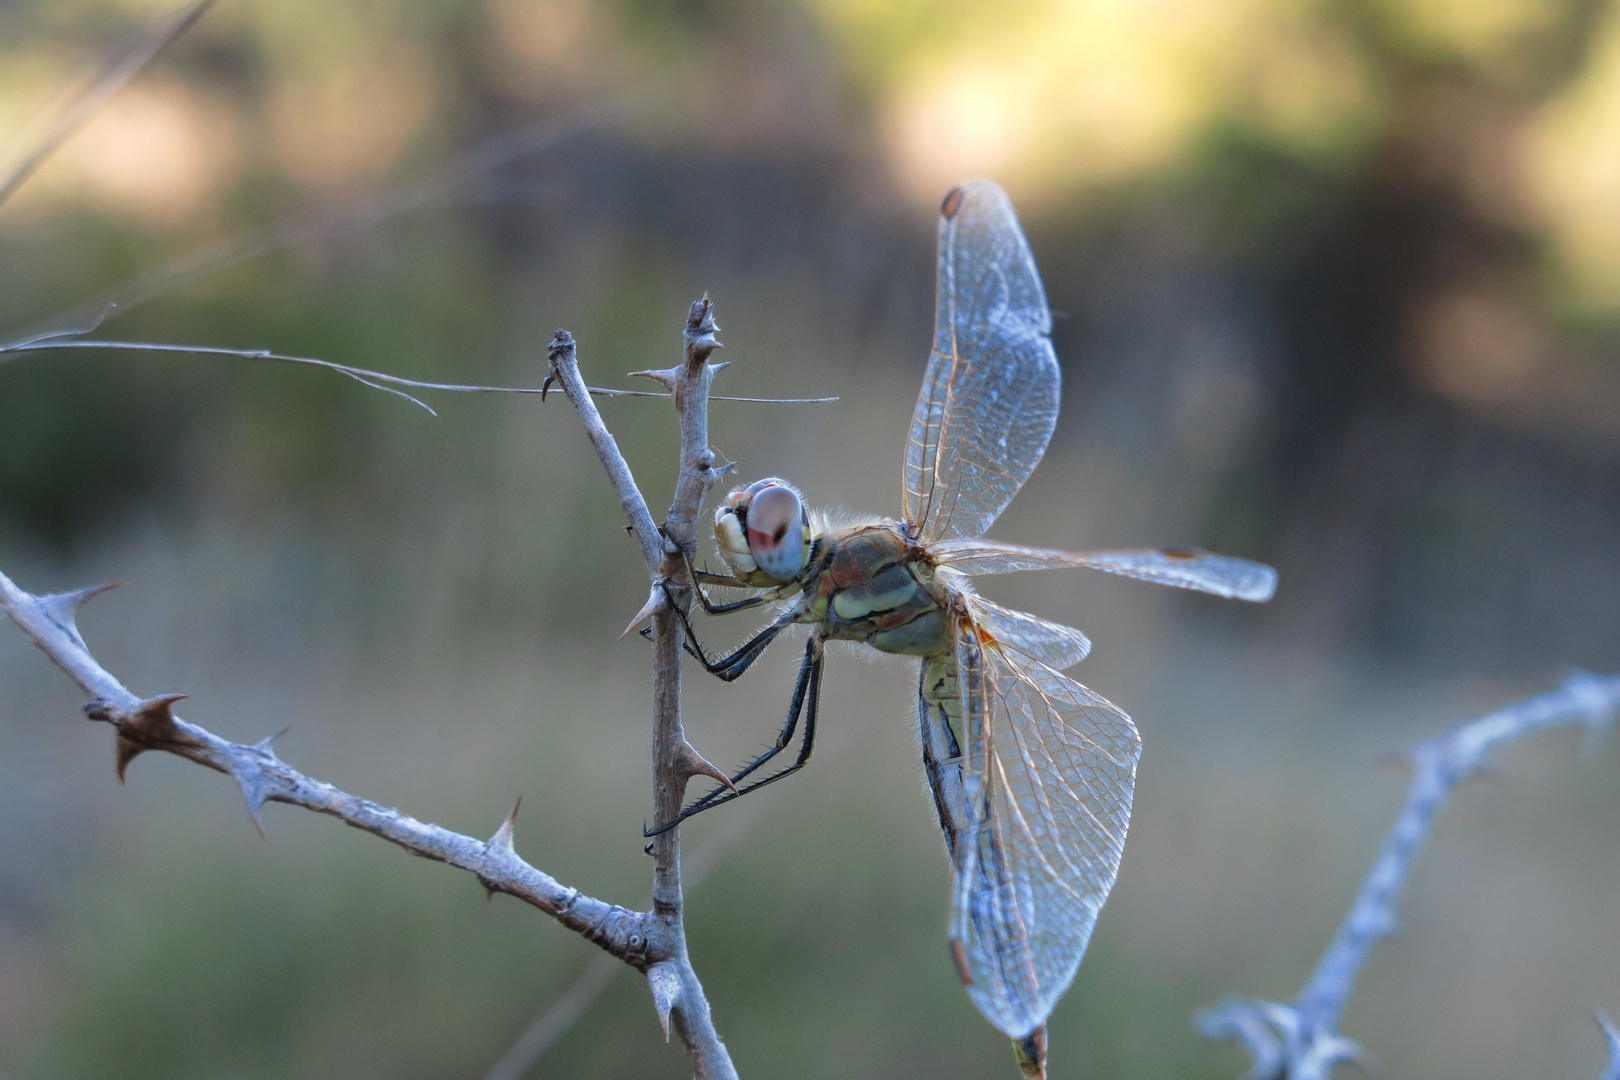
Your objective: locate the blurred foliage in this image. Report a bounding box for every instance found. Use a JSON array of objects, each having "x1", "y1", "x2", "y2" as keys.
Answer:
[{"x1": 3, "y1": 0, "x2": 1620, "y2": 1078}]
